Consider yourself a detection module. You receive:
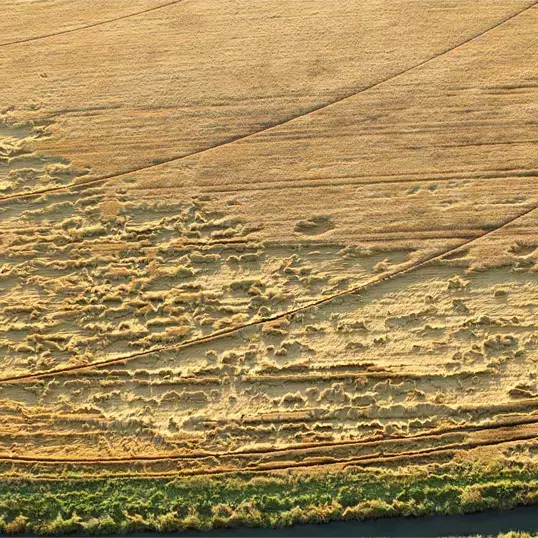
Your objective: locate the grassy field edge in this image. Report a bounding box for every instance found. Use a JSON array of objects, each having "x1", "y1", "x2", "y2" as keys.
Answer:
[{"x1": 1, "y1": 459, "x2": 538, "y2": 534}]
